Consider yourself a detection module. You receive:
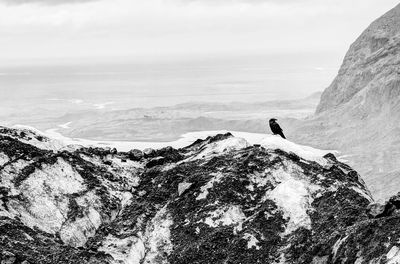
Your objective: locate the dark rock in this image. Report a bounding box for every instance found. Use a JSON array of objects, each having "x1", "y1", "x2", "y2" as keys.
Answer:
[
  {"x1": 103, "y1": 147, "x2": 112, "y2": 154},
  {"x1": 366, "y1": 202, "x2": 387, "y2": 218},
  {"x1": 182, "y1": 133, "x2": 233, "y2": 153},
  {"x1": 389, "y1": 192, "x2": 400, "y2": 208},
  {"x1": 110, "y1": 148, "x2": 118, "y2": 155},
  {"x1": 103, "y1": 160, "x2": 112, "y2": 166},
  {"x1": 146, "y1": 157, "x2": 165, "y2": 168},
  {"x1": 323, "y1": 153, "x2": 337, "y2": 162},
  {"x1": 128, "y1": 149, "x2": 143, "y2": 161},
  {"x1": 154, "y1": 146, "x2": 183, "y2": 163},
  {"x1": 143, "y1": 148, "x2": 156, "y2": 157}
]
